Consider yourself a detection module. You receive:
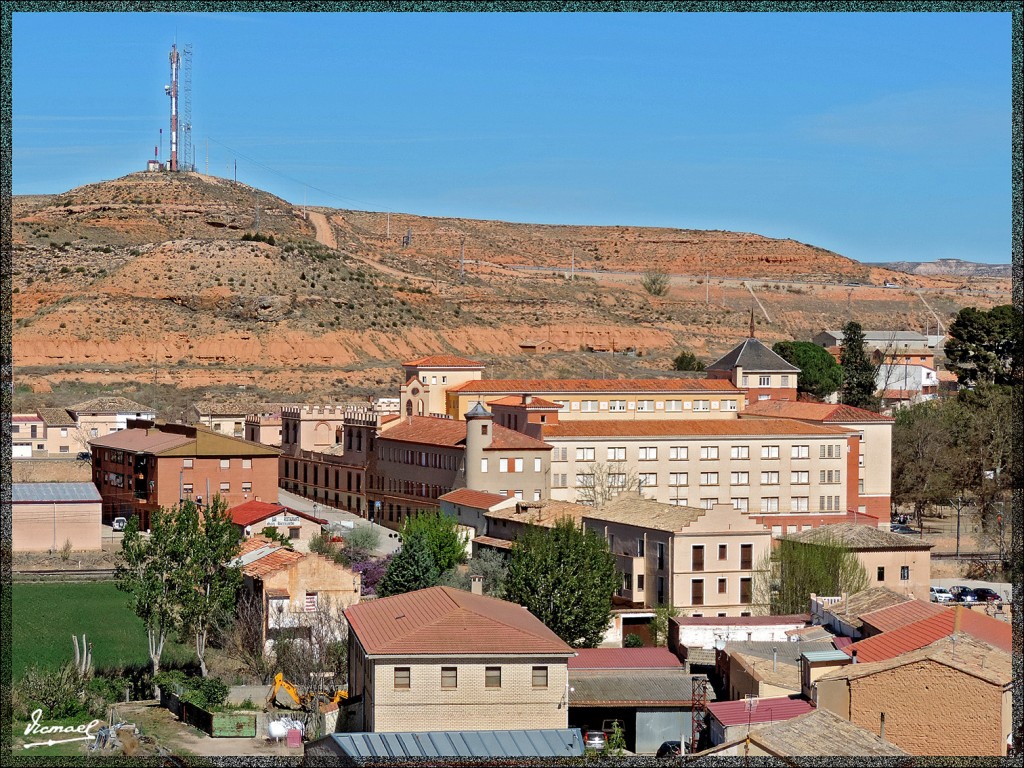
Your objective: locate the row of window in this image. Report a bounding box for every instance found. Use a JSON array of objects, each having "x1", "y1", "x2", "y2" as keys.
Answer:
[
  {"x1": 740, "y1": 375, "x2": 792, "y2": 388},
  {"x1": 555, "y1": 444, "x2": 843, "y2": 462},
  {"x1": 181, "y1": 481, "x2": 251, "y2": 494},
  {"x1": 479, "y1": 457, "x2": 543, "y2": 474},
  {"x1": 284, "y1": 460, "x2": 365, "y2": 494},
  {"x1": 393, "y1": 665, "x2": 548, "y2": 690},
  {"x1": 380, "y1": 447, "x2": 460, "y2": 470},
  {"x1": 690, "y1": 577, "x2": 753, "y2": 605},
  {"x1": 570, "y1": 470, "x2": 839, "y2": 488},
  {"x1": 181, "y1": 458, "x2": 254, "y2": 470},
  {"x1": 550, "y1": 399, "x2": 739, "y2": 413}
]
